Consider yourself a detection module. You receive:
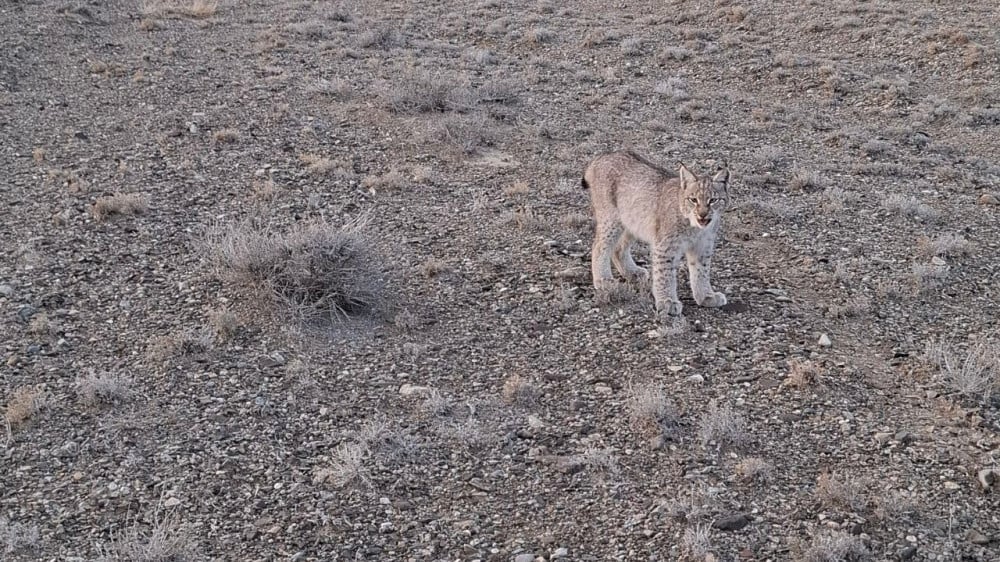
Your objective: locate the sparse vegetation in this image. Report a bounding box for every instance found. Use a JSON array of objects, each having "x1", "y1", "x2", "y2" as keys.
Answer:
[
  {"x1": 96, "y1": 510, "x2": 199, "y2": 562},
  {"x1": 204, "y1": 217, "x2": 390, "y2": 322},
  {"x1": 697, "y1": 400, "x2": 748, "y2": 449},
  {"x1": 627, "y1": 383, "x2": 678, "y2": 438},
  {"x1": 76, "y1": 372, "x2": 133, "y2": 407},
  {"x1": 90, "y1": 193, "x2": 149, "y2": 221}
]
